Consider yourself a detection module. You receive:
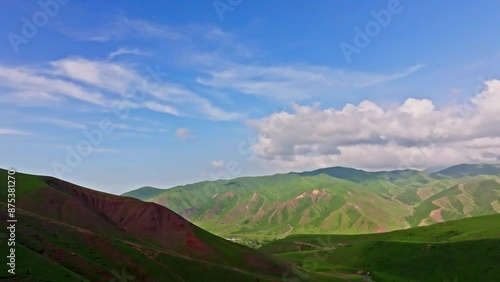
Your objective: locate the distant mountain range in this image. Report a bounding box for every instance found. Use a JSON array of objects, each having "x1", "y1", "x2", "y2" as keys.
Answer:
[
  {"x1": 2, "y1": 165, "x2": 499, "y2": 281},
  {"x1": 124, "y1": 163, "x2": 500, "y2": 244}
]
